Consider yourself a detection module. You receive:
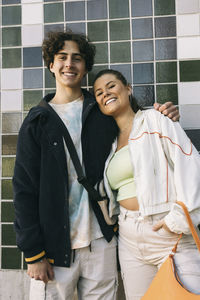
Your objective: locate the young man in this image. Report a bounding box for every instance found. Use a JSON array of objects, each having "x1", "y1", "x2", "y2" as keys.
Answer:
[{"x1": 13, "y1": 30, "x2": 179, "y2": 299}]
